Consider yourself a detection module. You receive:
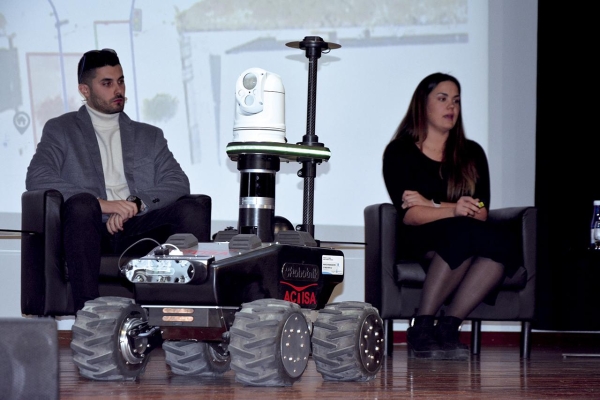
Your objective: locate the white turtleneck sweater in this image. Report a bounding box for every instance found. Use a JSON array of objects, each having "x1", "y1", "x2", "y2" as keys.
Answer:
[{"x1": 85, "y1": 104, "x2": 129, "y2": 201}]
